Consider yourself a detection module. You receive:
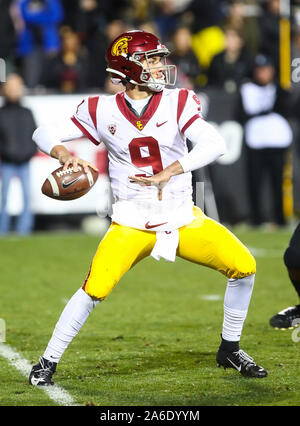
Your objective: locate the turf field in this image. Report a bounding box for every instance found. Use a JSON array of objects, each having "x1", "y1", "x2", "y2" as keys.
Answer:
[{"x1": 0, "y1": 227, "x2": 299, "y2": 406}]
